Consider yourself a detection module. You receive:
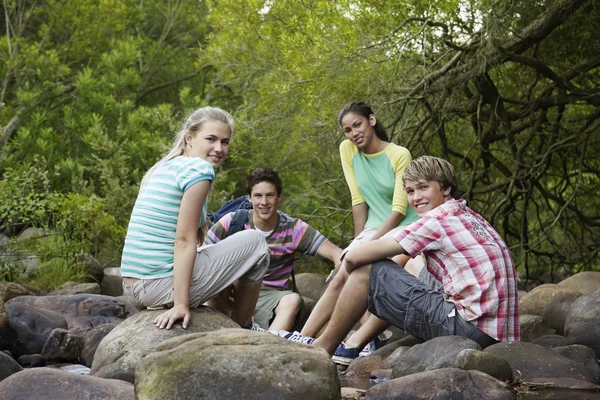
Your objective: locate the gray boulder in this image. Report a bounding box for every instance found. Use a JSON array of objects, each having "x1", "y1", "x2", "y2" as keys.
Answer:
[
  {"x1": 48, "y1": 282, "x2": 101, "y2": 296},
  {"x1": 91, "y1": 306, "x2": 239, "y2": 383},
  {"x1": 519, "y1": 314, "x2": 556, "y2": 342},
  {"x1": 41, "y1": 328, "x2": 85, "y2": 363},
  {"x1": 135, "y1": 329, "x2": 340, "y2": 400},
  {"x1": 367, "y1": 368, "x2": 515, "y2": 400},
  {"x1": 391, "y1": 336, "x2": 481, "y2": 379},
  {"x1": 0, "y1": 351, "x2": 22, "y2": 382},
  {"x1": 485, "y1": 341, "x2": 599, "y2": 384},
  {"x1": 532, "y1": 334, "x2": 572, "y2": 348},
  {"x1": 0, "y1": 298, "x2": 8, "y2": 333},
  {"x1": 0, "y1": 367, "x2": 134, "y2": 400},
  {"x1": 295, "y1": 272, "x2": 327, "y2": 302},
  {"x1": 0, "y1": 282, "x2": 35, "y2": 302},
  {"x1": 516, "y1": 378, "x2": 600, "y2": 400},
  {"x1": 7, "y1": 294, "x2": 136, "y2": 330},
  {"x1": 518, "y1": 284, "x2": 581, "y2": 335},
  {"x1": 81, "y1": 254, "x2": 104, "y2": 283},
  {"x1": 17, "y1": 354, "x2": 46, "y2": 368},
  {"x1": 558, "y1": 271, "x2": 600, "y2": 294},
  {"x1": 551, "y1": 344, "x2": 600, "y2": 382},
  {"x1": 5, "y1": 302, "x2": 68, "y2": 355},
  {"x1": 101, "y1": 266, "x2": 123, "y2": 297},
  {"x1": 81, "y1": 323, "x2": 117, "y2": 367},
  {"x1": 455, "y1": 348, "x2": 513, "y2": 382},
  {"x1": 564, "y1": 289, "x2": 600, "y2": 358}
]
